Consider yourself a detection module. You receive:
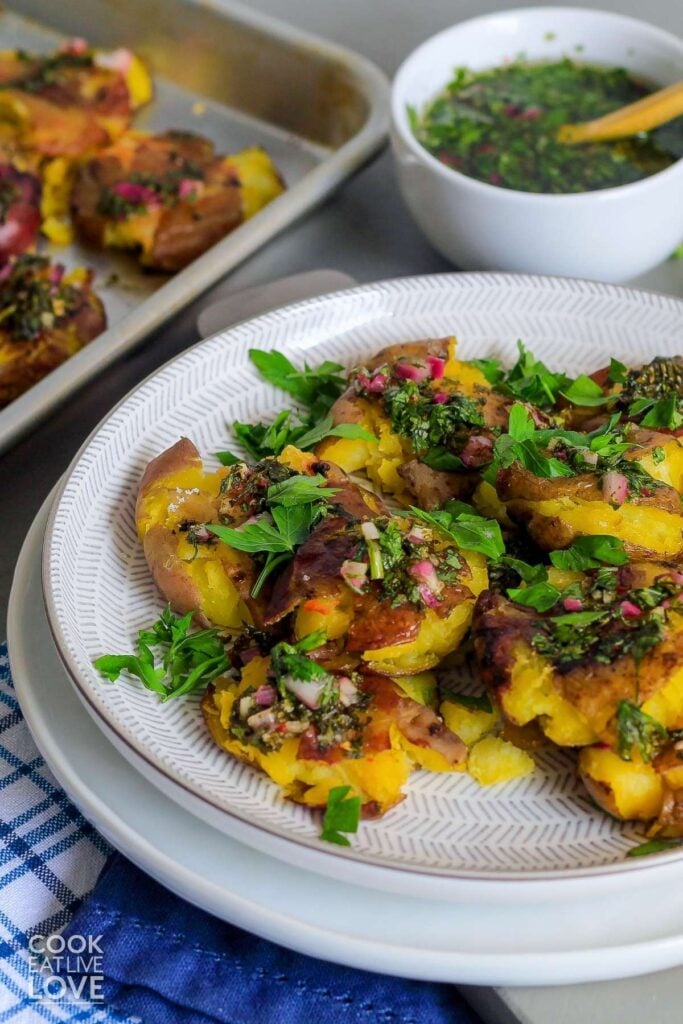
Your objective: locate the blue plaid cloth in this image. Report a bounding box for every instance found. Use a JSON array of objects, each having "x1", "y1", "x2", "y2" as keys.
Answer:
[{"x1": 0, "y1": 644, "x2": 480, "y2": 1024}]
